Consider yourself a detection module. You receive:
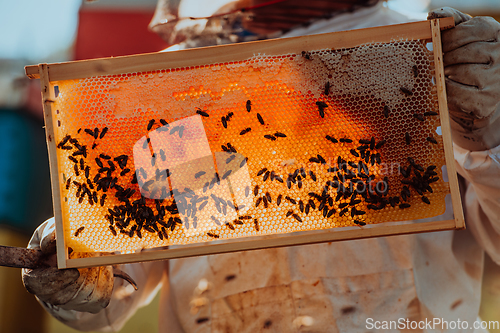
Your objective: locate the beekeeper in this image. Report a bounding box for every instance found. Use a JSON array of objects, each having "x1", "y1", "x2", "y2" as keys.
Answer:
[{"x1": 22, "y1": 1, "x2": 500, "y2": 332}]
